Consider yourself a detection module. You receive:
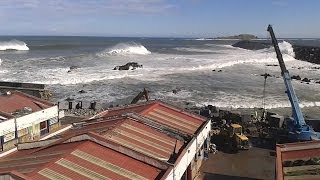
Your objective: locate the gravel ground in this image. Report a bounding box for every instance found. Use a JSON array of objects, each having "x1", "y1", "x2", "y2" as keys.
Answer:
[{"x1": 196, "y1": 147, "x2": 275, "y2": 180}]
